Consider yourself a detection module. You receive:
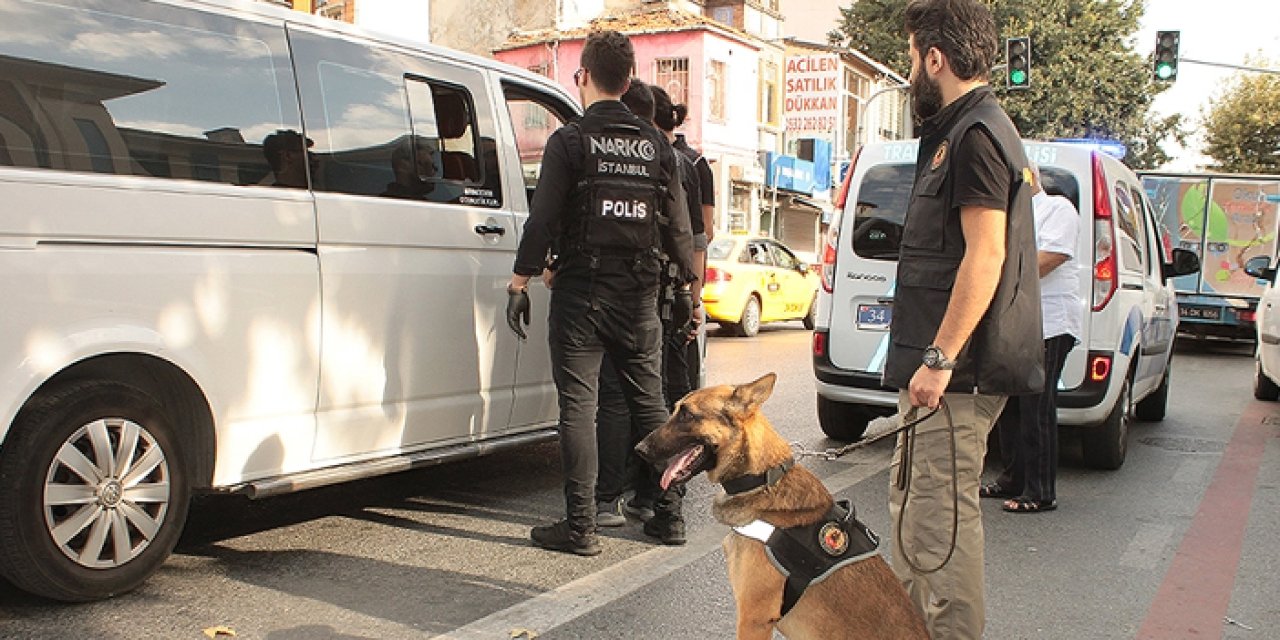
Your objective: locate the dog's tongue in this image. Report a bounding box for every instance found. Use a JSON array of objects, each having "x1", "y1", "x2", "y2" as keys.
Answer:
[{"x1": 660, "y1": 445, "x2": 702, "y2": 490}]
